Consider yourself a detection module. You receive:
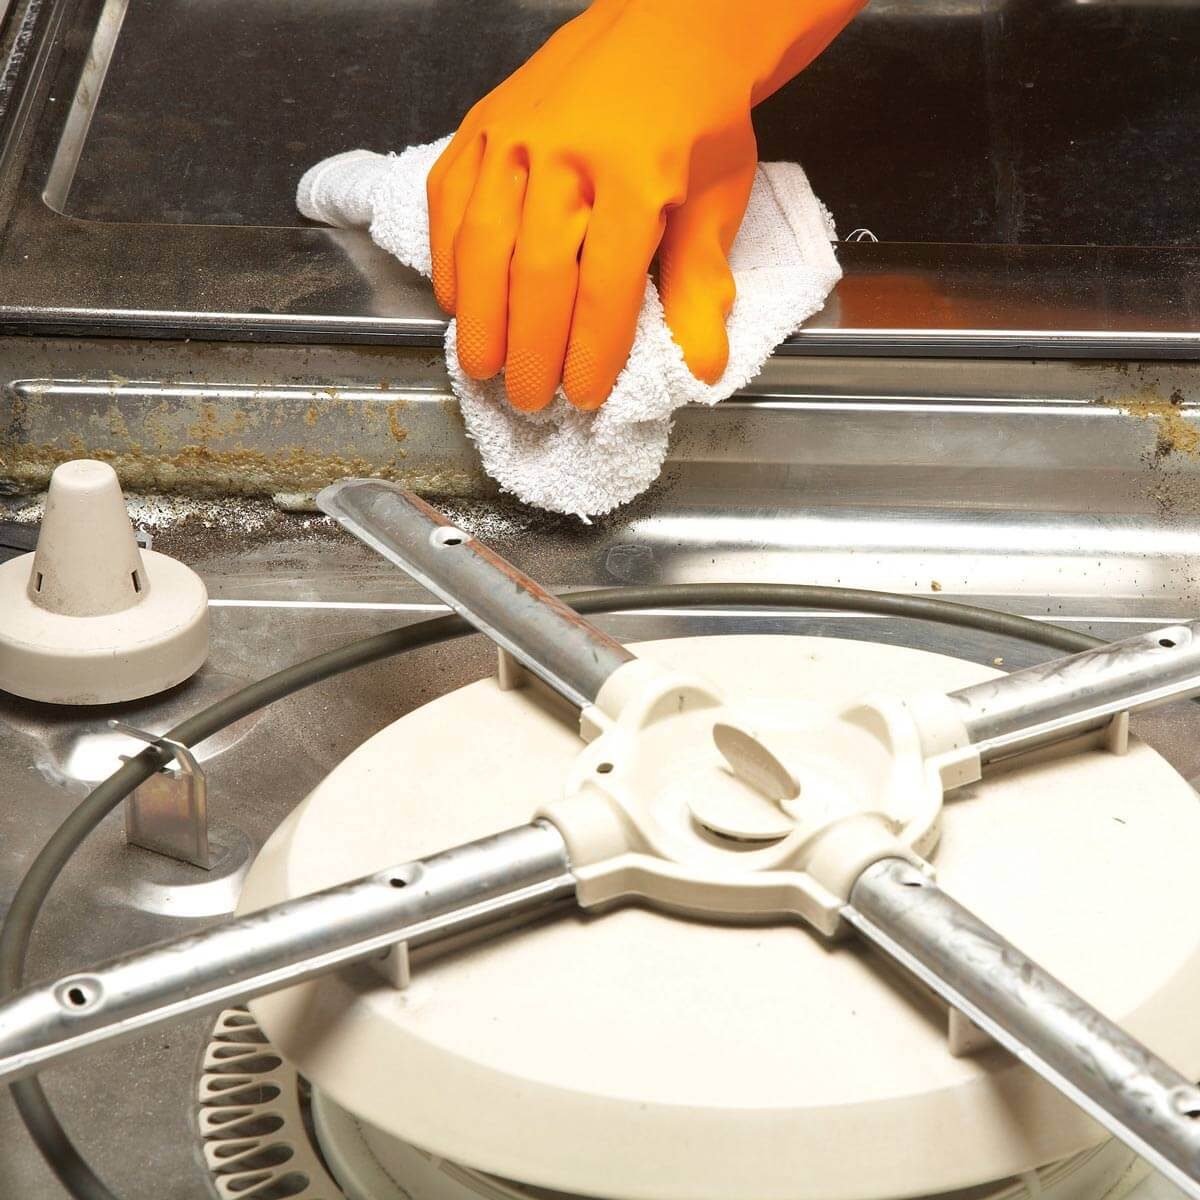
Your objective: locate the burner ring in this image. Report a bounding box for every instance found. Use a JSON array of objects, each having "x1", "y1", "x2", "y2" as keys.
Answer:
[{"x1": 198, "y1": 1009, "x2": 1149, "y2": 1200}]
